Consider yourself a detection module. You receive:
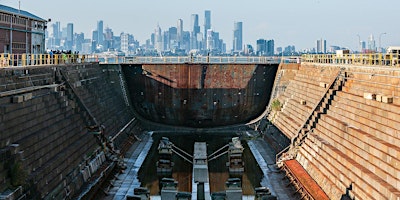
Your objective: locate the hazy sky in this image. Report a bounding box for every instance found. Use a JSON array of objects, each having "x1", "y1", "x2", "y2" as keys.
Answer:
[{"x1": 1, "y1": 0, "x2": 399, "y2": 50}]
